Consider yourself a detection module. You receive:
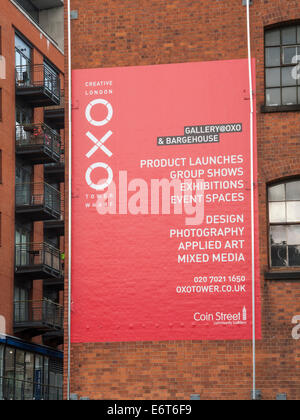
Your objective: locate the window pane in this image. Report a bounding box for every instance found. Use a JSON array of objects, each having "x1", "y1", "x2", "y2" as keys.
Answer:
[
  {"x1": 4, "y1": 348, "x2": 15, "y2": 377},
  {"x1": 298, "y1": 26, "x2": 300, "y2": 43},
  {"x1": 287, "y1": 201, "x2": 300, "y2": 222},
  {"x1": 288, "y1": 245, "x2": 300, "y2": 266},
  {"x1": 282, "y1": 87, "x2": 297, "y2": 105},
  {"x1": 24, "y1": 353, "x2": 34, "y2": 400},
  {"x1": 271, "y1": 245, "x2": 287, "y2": 267},
  {"x1": 286, "y1": 180, "x2": 300, "y2": 200},
  {"x1": 15, "y1": 35, "x2": 31, "y2": 60},
  {"x1": 266, "y1": 68, "x2": 280, "y2": 87},
  {"x1": 287, "y1": 225, "x2": 300, "y2": 245},
  {"x1": 282, "y1": 26, "x2": 297, "y2": 45},
  {"x1": 15, "y1": 350, "x2": 25, "y2": 400},
  {"x1": 266, "y1": 88, "x2": 281, "y2": 106},
  {"x1": 15, "y1": 378, "x2": 23, "y2": 400},
  {"x1": 282, "y1": 66, "x2": 297, "y2": 86},
  {"x1": 265, "y1": 47, "x2": 281, "y2": 67},
  {"x1": 283, "y1": 46, "x2": 297, "y2": 64},
  {"x1": 16, "y1": 350, "x2": 24, "y2": 365},
  {"x1": 265, "y1": 29, "x2": 280, "y2": 46},
  {"x1": 292, "y1": 62, "x2": 300, "y2": 85},
  {"x1": 268, "y1": 183, "x2": 285, "y2": 201},
  {"x1": 4, "y1": 347, "x2": 15, "y2": 400},
  {"x1": 23, "y1": 381, "x2": 33, "y2": 401},
  {"x1": 295, "y1": 47, "x2": 300, "y2": 64},
  {"x1": 34, "y1": 355, "x2": 43, "y2": 401},
  {"x1": 269, "y1": 202, "x2": 286, "y2": 223},
  {"x1": 270, "y1": 225, "x2": 286, "y2": 244}
]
